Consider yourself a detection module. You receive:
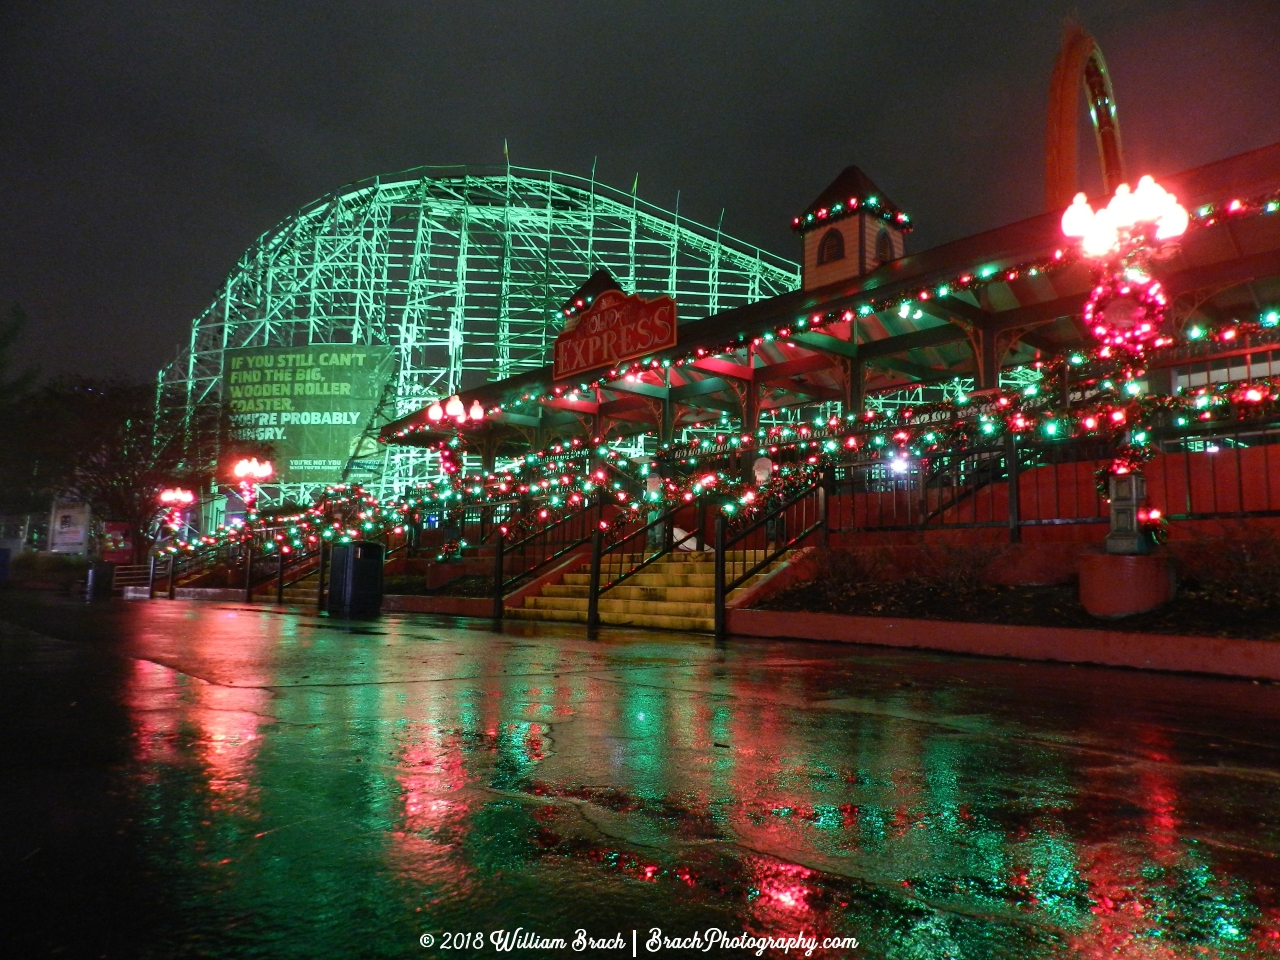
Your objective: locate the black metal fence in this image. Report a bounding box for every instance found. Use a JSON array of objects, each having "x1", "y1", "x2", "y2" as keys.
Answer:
[
  {"x1": 585, "y1": 500, "x2": 707, "y2": 636},
  {"x1": 492, "y1": 498, "x2": 602, "y2": 619},
  {"x1": 713, "y1": 475, "x2": 826, "y2": 639}
]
